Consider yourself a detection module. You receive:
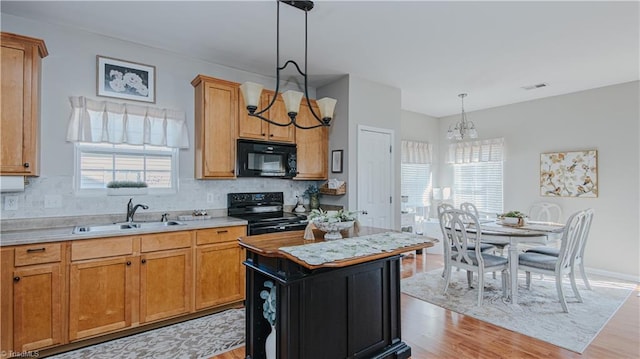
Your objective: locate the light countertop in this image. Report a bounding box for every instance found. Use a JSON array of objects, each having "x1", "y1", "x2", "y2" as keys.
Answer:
[{"x1": 0, "y1": 216, "x2": 248, "y2": 247}]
